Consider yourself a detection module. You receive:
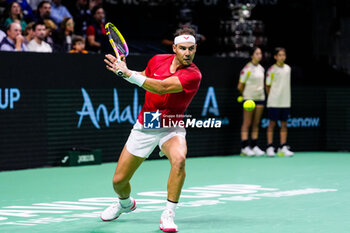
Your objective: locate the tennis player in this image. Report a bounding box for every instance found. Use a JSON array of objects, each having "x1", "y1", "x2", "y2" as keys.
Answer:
[
  {"x1": 237, "y1": 47, "x2": 265, "y2": 156},
  {"x1": 101, "y1": 27, "x2": 201, "y2": 232},
  {"x1": 265, "y1": 47, "x2": 294, "y2": 157}
]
